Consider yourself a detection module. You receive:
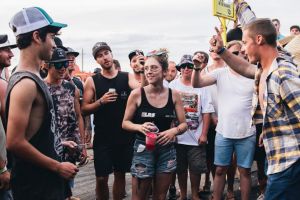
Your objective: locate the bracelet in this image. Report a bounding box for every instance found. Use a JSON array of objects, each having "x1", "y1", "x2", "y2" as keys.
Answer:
[
  {"x1": 0, "y1": 166, "x2": 7, "y2": 174},
  {"x1": 176, "y1": 126, "x2": 182, "y2": 135},
  {"x1": 98, "y1": 98, "x2": 103, "y2": 106},
  {"x1": 217, "y1": 47, "x2": 226, "y2": 55},
  {"x1": 193, "y1": 67, "x2": 202, "y2": 71}
]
